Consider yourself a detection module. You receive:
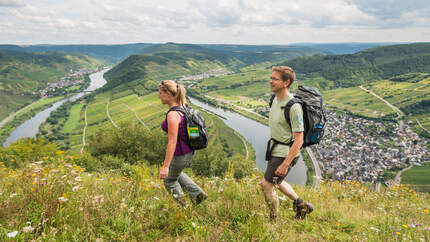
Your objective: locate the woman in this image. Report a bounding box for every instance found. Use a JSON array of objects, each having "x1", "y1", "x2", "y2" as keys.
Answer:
[{"x1": 158, "y1": 80, "x2": 207, "y2": 207}]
